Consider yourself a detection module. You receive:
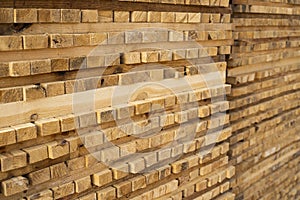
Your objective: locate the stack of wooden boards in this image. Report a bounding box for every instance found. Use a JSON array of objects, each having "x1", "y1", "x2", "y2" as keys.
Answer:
[
  {"x1": 0, "y1": 0, "x2": 236, "y2": 200},
  {"x1": 1, "y1": 0, "x2": 300, "y2": 199},
  {"x1": 228, "y1": 0, "x2": 300, "y2": 199}
]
